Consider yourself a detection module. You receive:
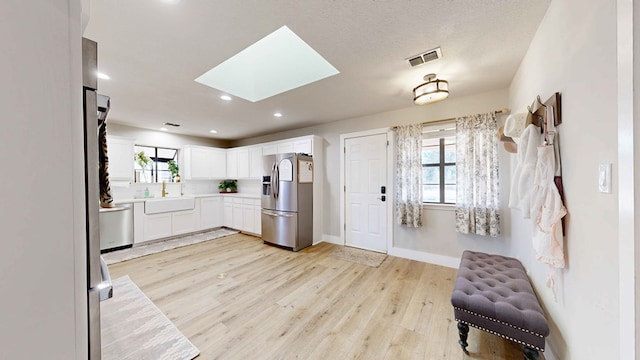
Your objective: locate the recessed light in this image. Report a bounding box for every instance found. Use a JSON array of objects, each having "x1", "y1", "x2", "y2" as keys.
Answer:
[
  {"x1": 97, "y1": 72, "x2": 110, "y2": 80},
  {"x1": 160, "y1": 127, "x2": 168, "y2": 131},
  {"x1": 274, "y1": 112, "x2": 283, "y2": 117},
  {"x1": 220, "y1": 95, "x2": 232, "y2": 101},
  {"x1": 209, "y1": 130, "x2": 218, "y2": 134}
]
